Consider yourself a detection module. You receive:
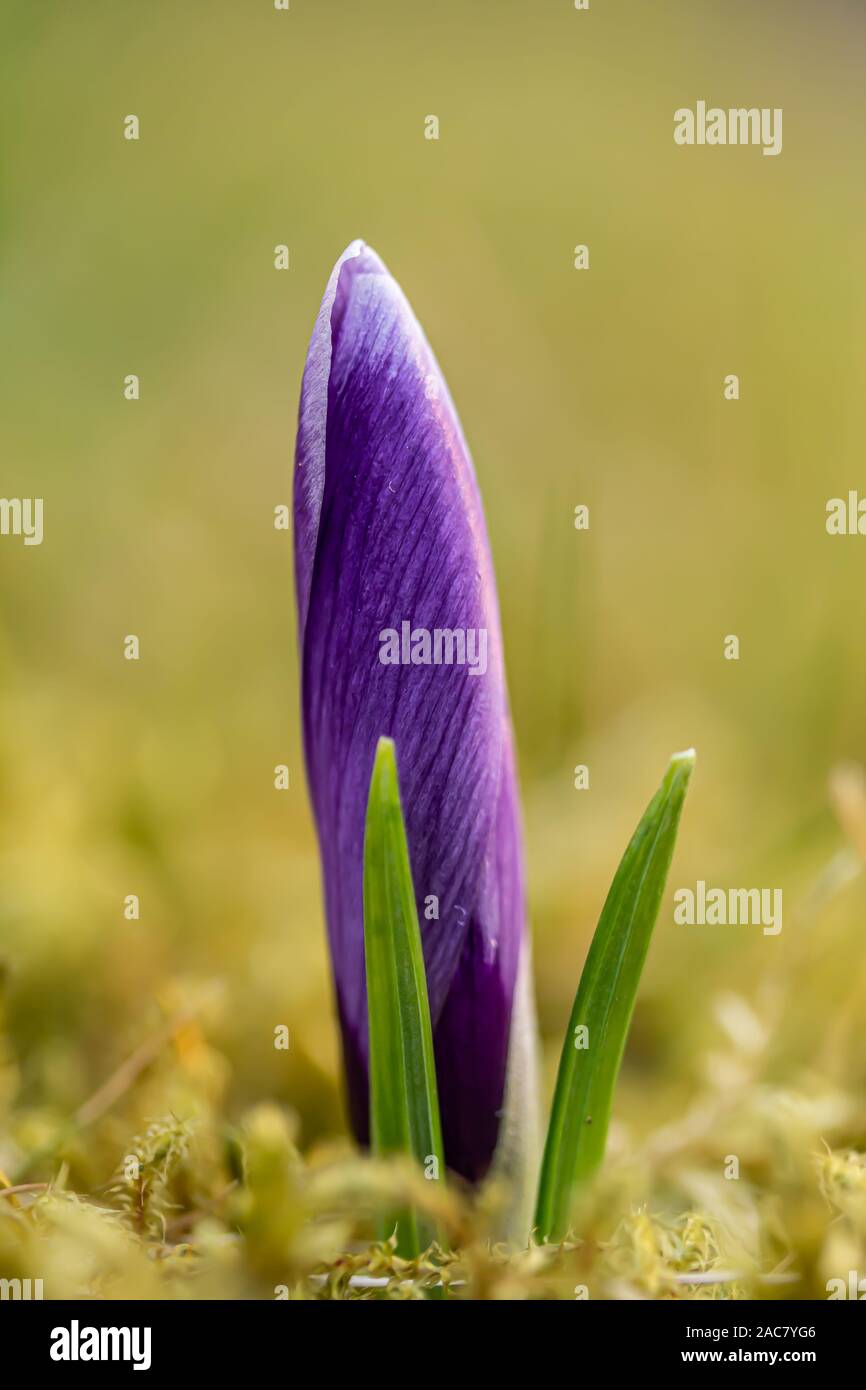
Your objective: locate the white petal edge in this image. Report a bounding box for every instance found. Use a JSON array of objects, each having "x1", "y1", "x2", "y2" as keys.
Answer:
[{"x1": 294, "y1": 238, "x2": 365, "y2": 639}]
